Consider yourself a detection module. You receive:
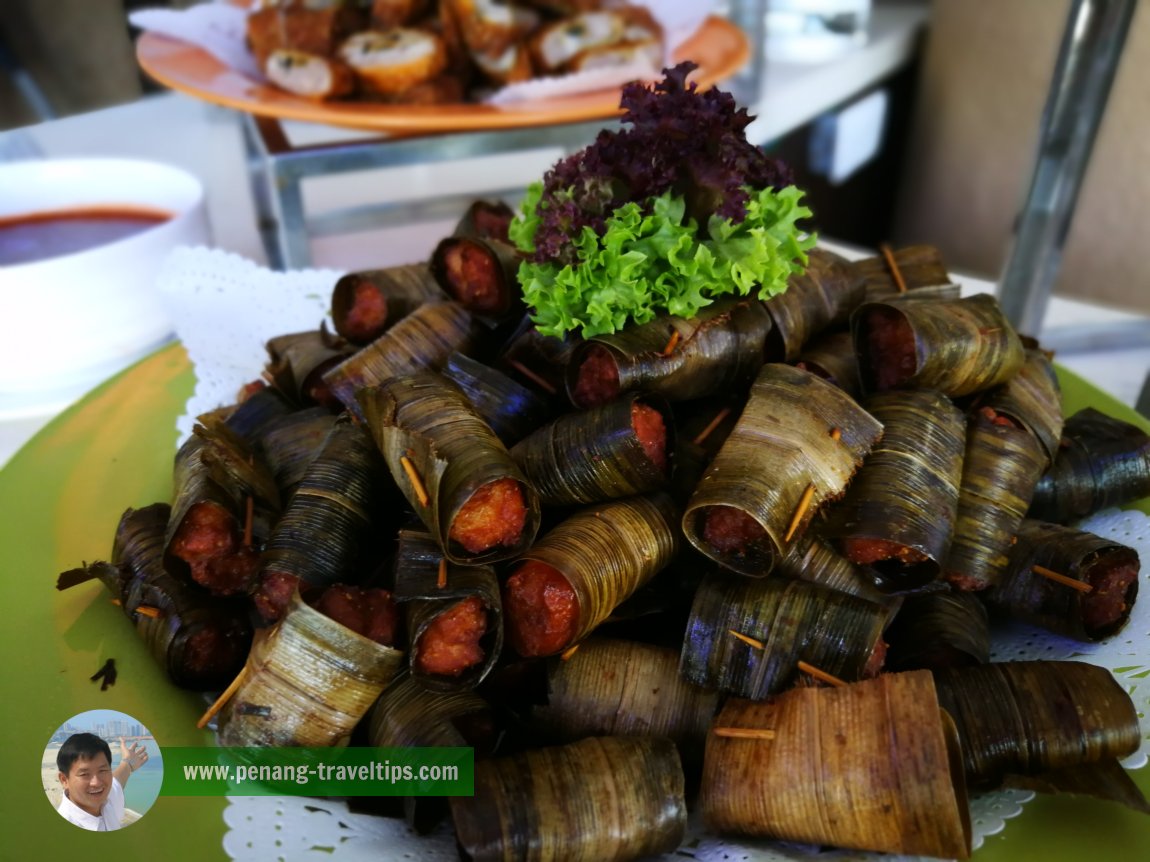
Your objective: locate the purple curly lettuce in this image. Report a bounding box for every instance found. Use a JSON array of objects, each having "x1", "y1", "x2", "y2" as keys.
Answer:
[{"x1": 529, "y1": 62, "x2": 794, "y2": 267}]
